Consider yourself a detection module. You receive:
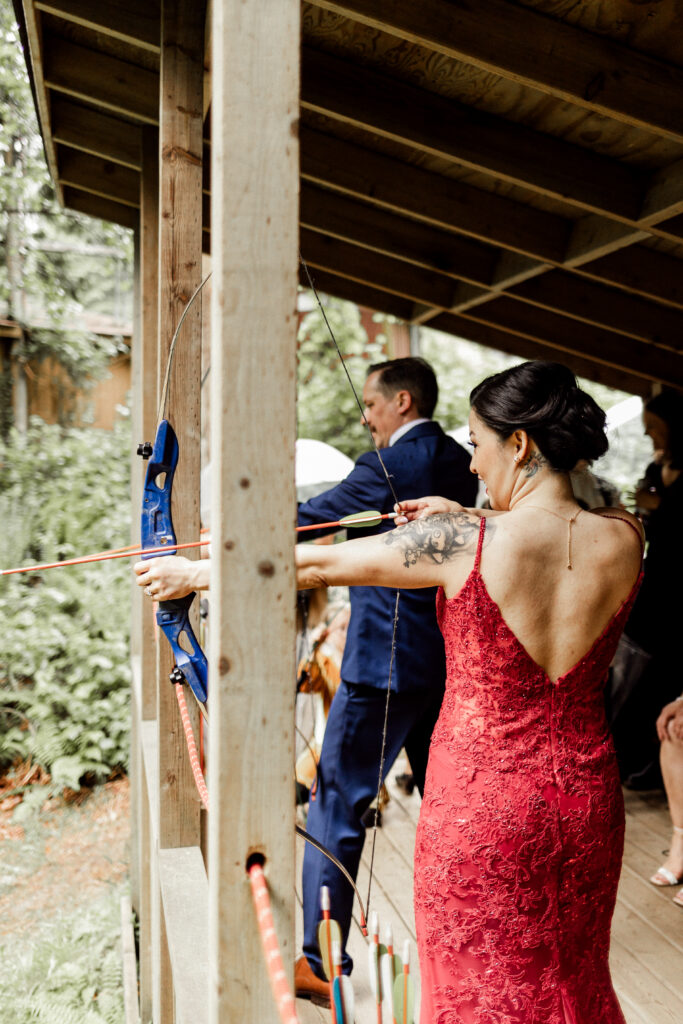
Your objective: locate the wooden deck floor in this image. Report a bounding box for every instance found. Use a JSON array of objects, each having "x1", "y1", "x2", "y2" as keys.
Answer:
[{"x1": 295, "y1": 760, "x2": 683, "y2": 1024}]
